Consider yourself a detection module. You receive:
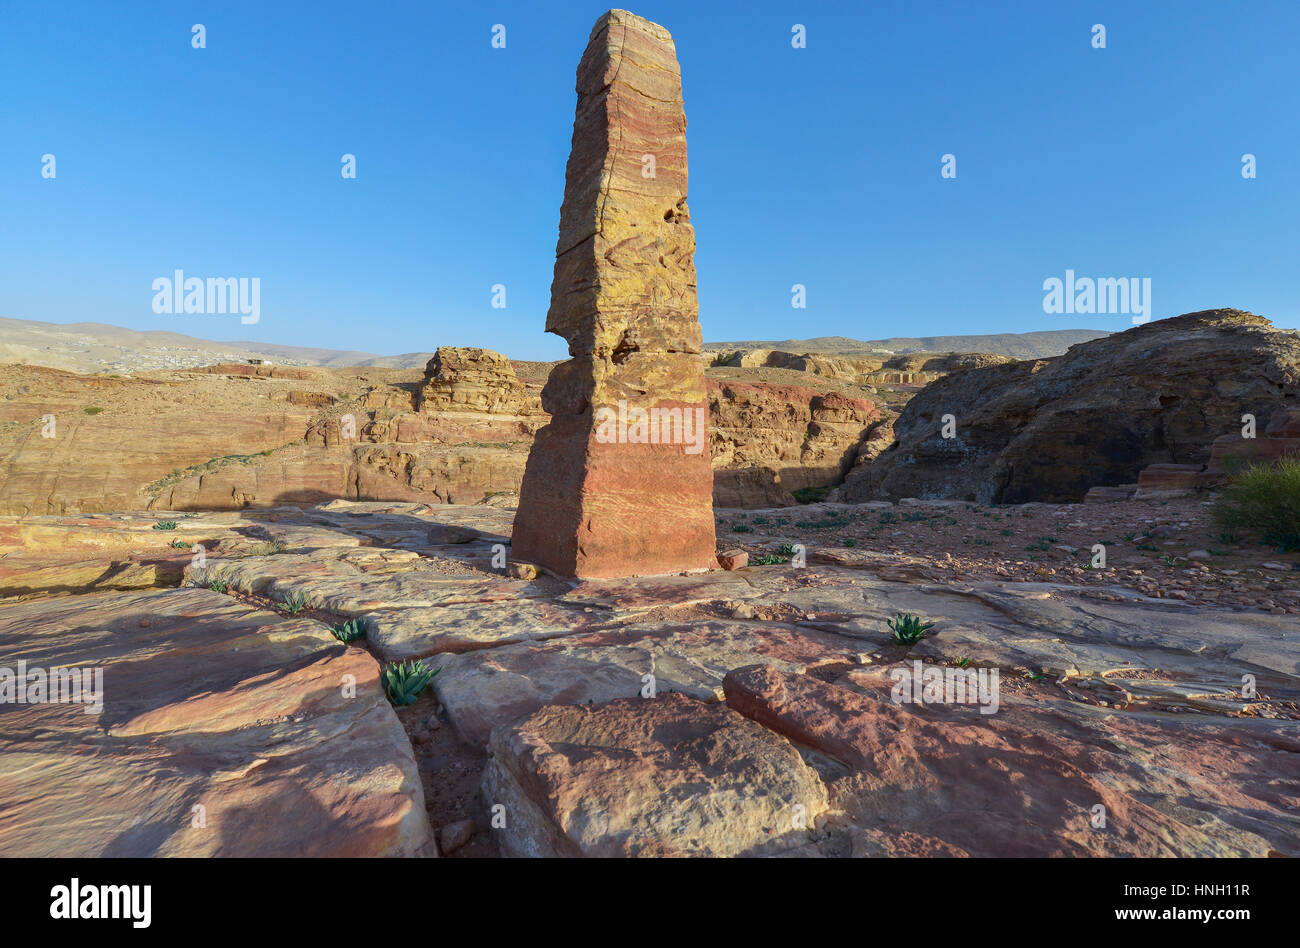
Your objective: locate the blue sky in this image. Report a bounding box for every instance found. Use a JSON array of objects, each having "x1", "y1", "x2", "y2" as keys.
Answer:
[{"x1": 2, "y1": 0, "x2": 1297, "y2": 360}]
